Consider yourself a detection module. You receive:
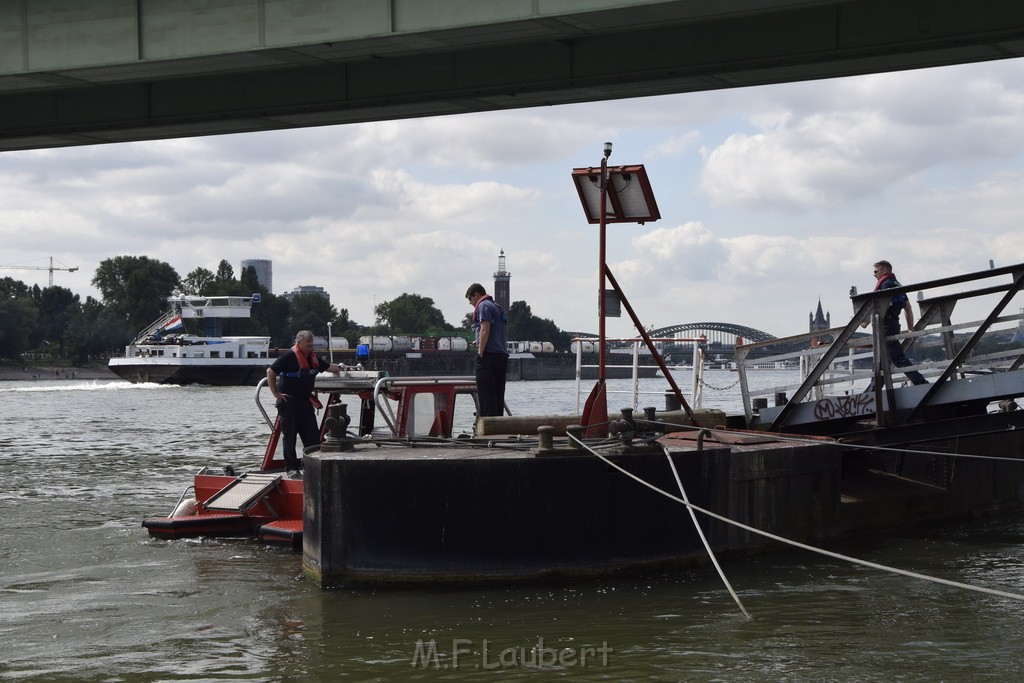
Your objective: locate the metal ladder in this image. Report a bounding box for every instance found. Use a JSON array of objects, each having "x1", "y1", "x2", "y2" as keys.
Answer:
[{"x1": 203, "y1": 472, "x2": 282, "y2": 516}]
